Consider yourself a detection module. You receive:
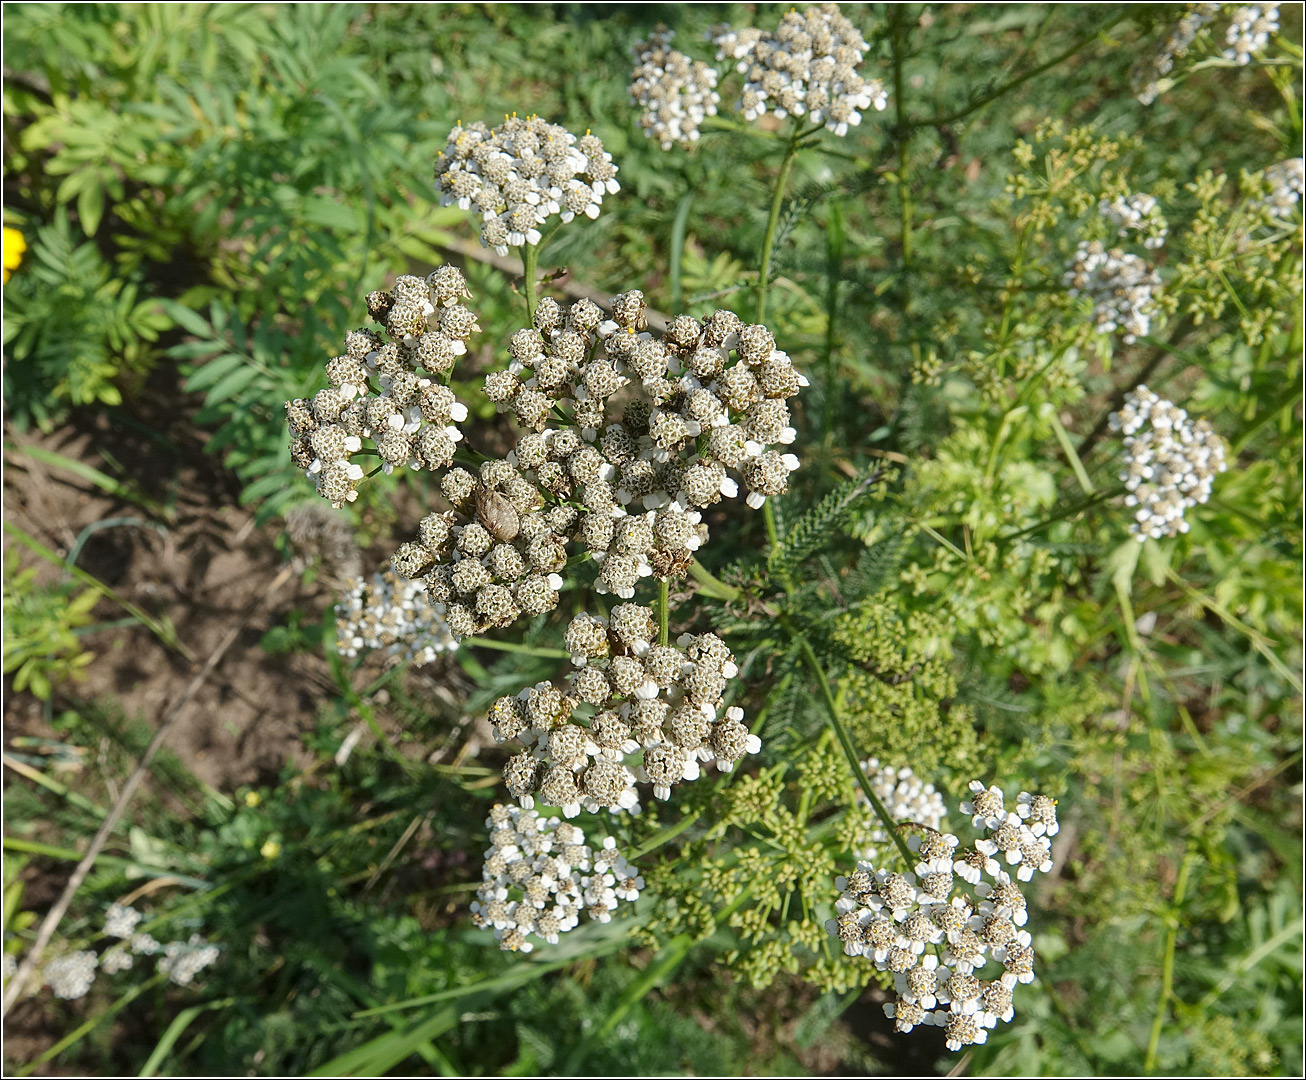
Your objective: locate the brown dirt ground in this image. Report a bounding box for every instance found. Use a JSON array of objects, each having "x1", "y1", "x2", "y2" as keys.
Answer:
[{"x1": 3, "y1": 384, "x2": 334, "y2": 792}]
